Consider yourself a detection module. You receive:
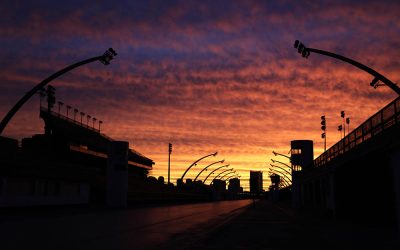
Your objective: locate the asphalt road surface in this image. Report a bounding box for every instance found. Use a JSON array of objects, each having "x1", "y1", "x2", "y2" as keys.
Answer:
[{"x1": 0, "y1": 200, "x2": 253, "y2": 250}]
